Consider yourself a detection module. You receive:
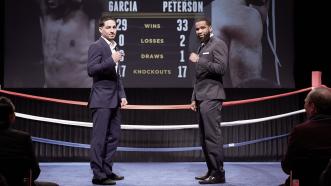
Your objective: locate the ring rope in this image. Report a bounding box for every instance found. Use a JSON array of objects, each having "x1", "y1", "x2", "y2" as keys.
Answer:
[
  {"x1": 223, "y1": 87, "x2": 312, "y2": 107},
  {"x1": 16, "y1": 109, "x2": 305, "y2": 130},
  {"x1": 221, "y1": 109, "x2": 305, "y2": 127},
  {"x1": 0, "y1": 89, "x2": 87, "y2": 106},
  {"x1": 0, "y1": 87, "x2": 313, "y2": 109},
  {"x1": 31, "y1": 133, "x2": 288, "y2": 151}
]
